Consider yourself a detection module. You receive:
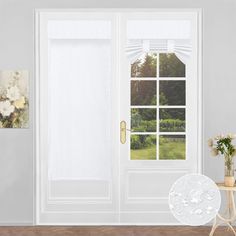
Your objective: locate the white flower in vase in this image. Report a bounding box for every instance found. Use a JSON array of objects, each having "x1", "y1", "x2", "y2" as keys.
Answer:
[
  {"x1": 208, "y1": 134, "x2": 236, "y2": 186},
  {"x1": 0, "y1": 100, "x2": 15, "y2": 117},
  {"x1": 207, "y1": 138, "x2": 213, "y2": 147},
  {"x1": 6, "y1": 86, "x2": 20, "y2": 101},
  {"x1": 227, "y1": 133, "x2": 236, "y2": 139},
  {"x1": 211, "y1": 148, "x2": 219, "y2": 157}
]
